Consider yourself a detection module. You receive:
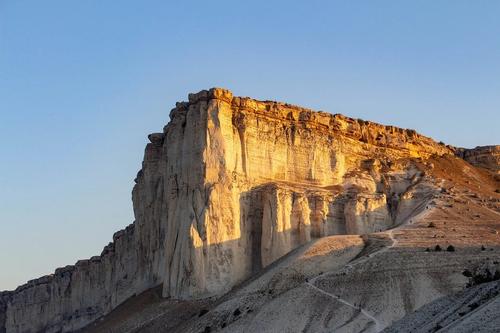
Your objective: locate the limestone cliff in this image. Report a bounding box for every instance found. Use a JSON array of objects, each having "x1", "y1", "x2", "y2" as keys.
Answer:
[
  {"x1": 0, "y1": 88, "x2": 453, "y2": 333},
  {"x1": 455, "y1": 145, "x2": 500, "y2": 174}
]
